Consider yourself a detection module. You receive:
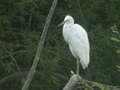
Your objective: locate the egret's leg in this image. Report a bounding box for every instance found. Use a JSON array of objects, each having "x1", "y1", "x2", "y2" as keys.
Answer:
[{"x1": 76, "y1": 59, "x2": 80, "y2": 75}]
